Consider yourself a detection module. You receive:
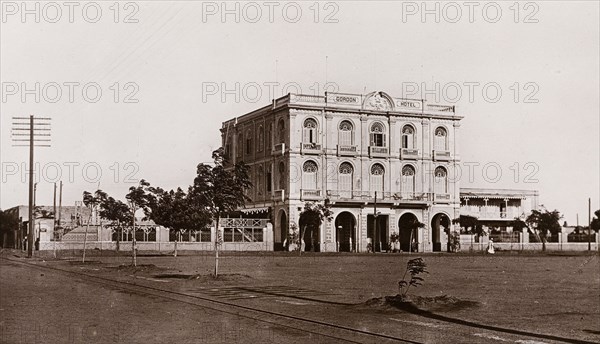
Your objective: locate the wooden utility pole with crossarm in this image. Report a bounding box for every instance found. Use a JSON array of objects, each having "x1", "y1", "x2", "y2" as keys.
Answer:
[{"x1": 11, "y1": 116, "x2": 51, "y2": 258}]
